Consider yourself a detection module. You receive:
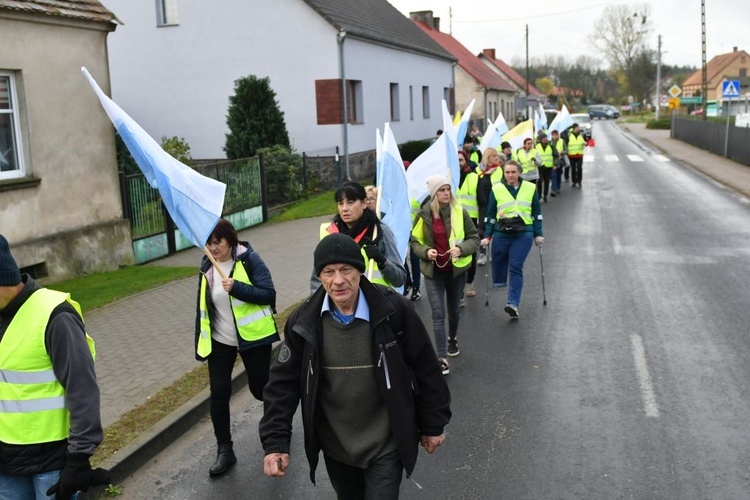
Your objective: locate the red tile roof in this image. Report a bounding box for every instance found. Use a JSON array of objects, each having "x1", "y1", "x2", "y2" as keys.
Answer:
[
  {"x1": 0, "y1": 0, "x2": 119, "y2": 24},
  {"x1": 481, "y1": 51, "x2": 540, "y2": 97},
  {"x1": 683, "y1": 49, "x2": 749, "y2": 87},
  {"x1": 413, "y1": 21, "x2": 514, "y2": 92}
]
